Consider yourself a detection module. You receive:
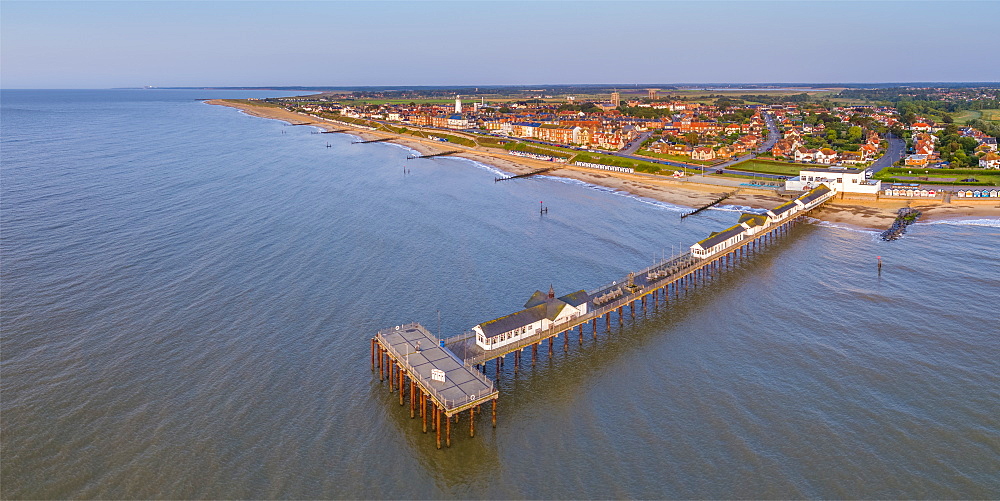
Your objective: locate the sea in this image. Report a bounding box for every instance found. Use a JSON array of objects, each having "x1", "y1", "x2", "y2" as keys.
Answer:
[{"x1": 2, "y1": 89, "x2": 998, "y2": 499}]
